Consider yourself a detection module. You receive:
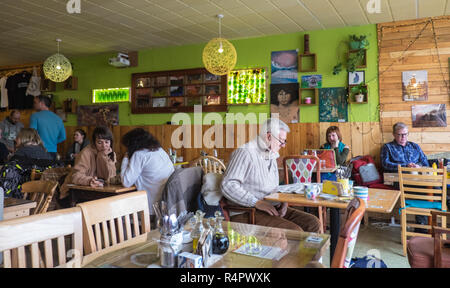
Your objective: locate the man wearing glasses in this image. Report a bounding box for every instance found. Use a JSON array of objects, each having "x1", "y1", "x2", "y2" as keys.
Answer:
[
  {"x1": 381, "y1": 122, "x2": 429, "y2": 232},
  {"x1": 381, "y1": 122, "x2": 429, "y2": 172},
  {"x1": 220, "y1": 118, "x2": 321, "y2": 233}
]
